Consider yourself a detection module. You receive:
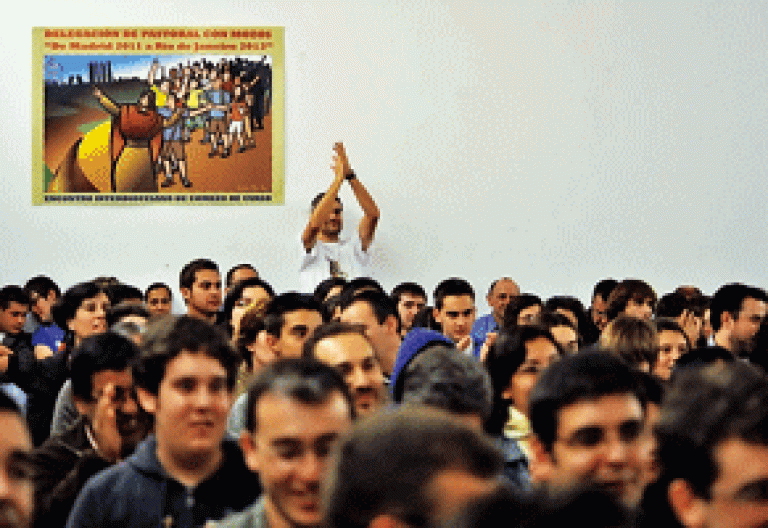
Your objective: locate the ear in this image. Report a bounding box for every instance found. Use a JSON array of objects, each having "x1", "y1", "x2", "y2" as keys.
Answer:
[
  {"x1": 180, "y1": 287, "x2": 191, "y2": 306},
  {"x1": 432, "y1": 307, "x2": 442, "y2": 325},
  {"x1": 385, "y1": 314, "x2": 398, "y2": 335},
  {"x1": 528, "y1": 435, "x2": 556, "y2": 484},
  {"x1": 668, "y1": 479, "x2": 706, "y2": 528},
  {"x1": 264, "y1": 332, "x2": 280, "y2": 355},
  {"x1": 73, "y1": 397, "x2": 94, "y2": 420},
  {"x1": 369, "y1": 514, "x2": 409, "y2": 528},
  {"x1": 135, "y1": 387, "x2": 158, "y2": 415},
  {"x1": 500, "y1": 385, "x2": 514, "y2": 402},
  {"x1": 239, "y1": 430, "x2": 260, "y2": 473}
]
